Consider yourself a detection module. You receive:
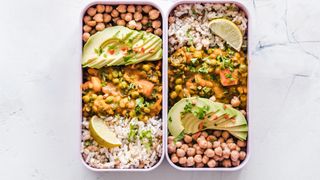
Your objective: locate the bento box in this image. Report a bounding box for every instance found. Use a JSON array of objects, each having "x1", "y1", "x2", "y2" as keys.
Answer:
[
  {"x1": 79, "y1": 1, "x2": 166, "y2": 171},
  {"x1": 165, "y1": 0, "x2": 251, "y2": 171}
]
